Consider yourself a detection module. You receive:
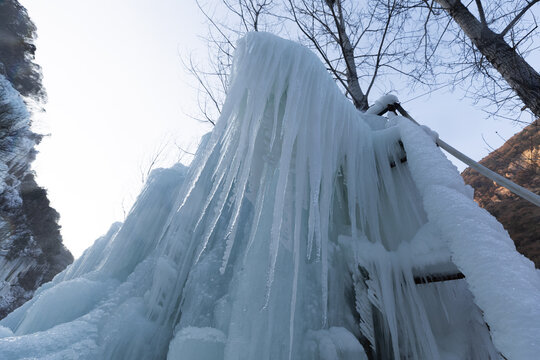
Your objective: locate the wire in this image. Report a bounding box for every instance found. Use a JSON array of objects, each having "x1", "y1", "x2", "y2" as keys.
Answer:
[{"x1": 401, "y1": 83, "x2": 452, "y2": 104}]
